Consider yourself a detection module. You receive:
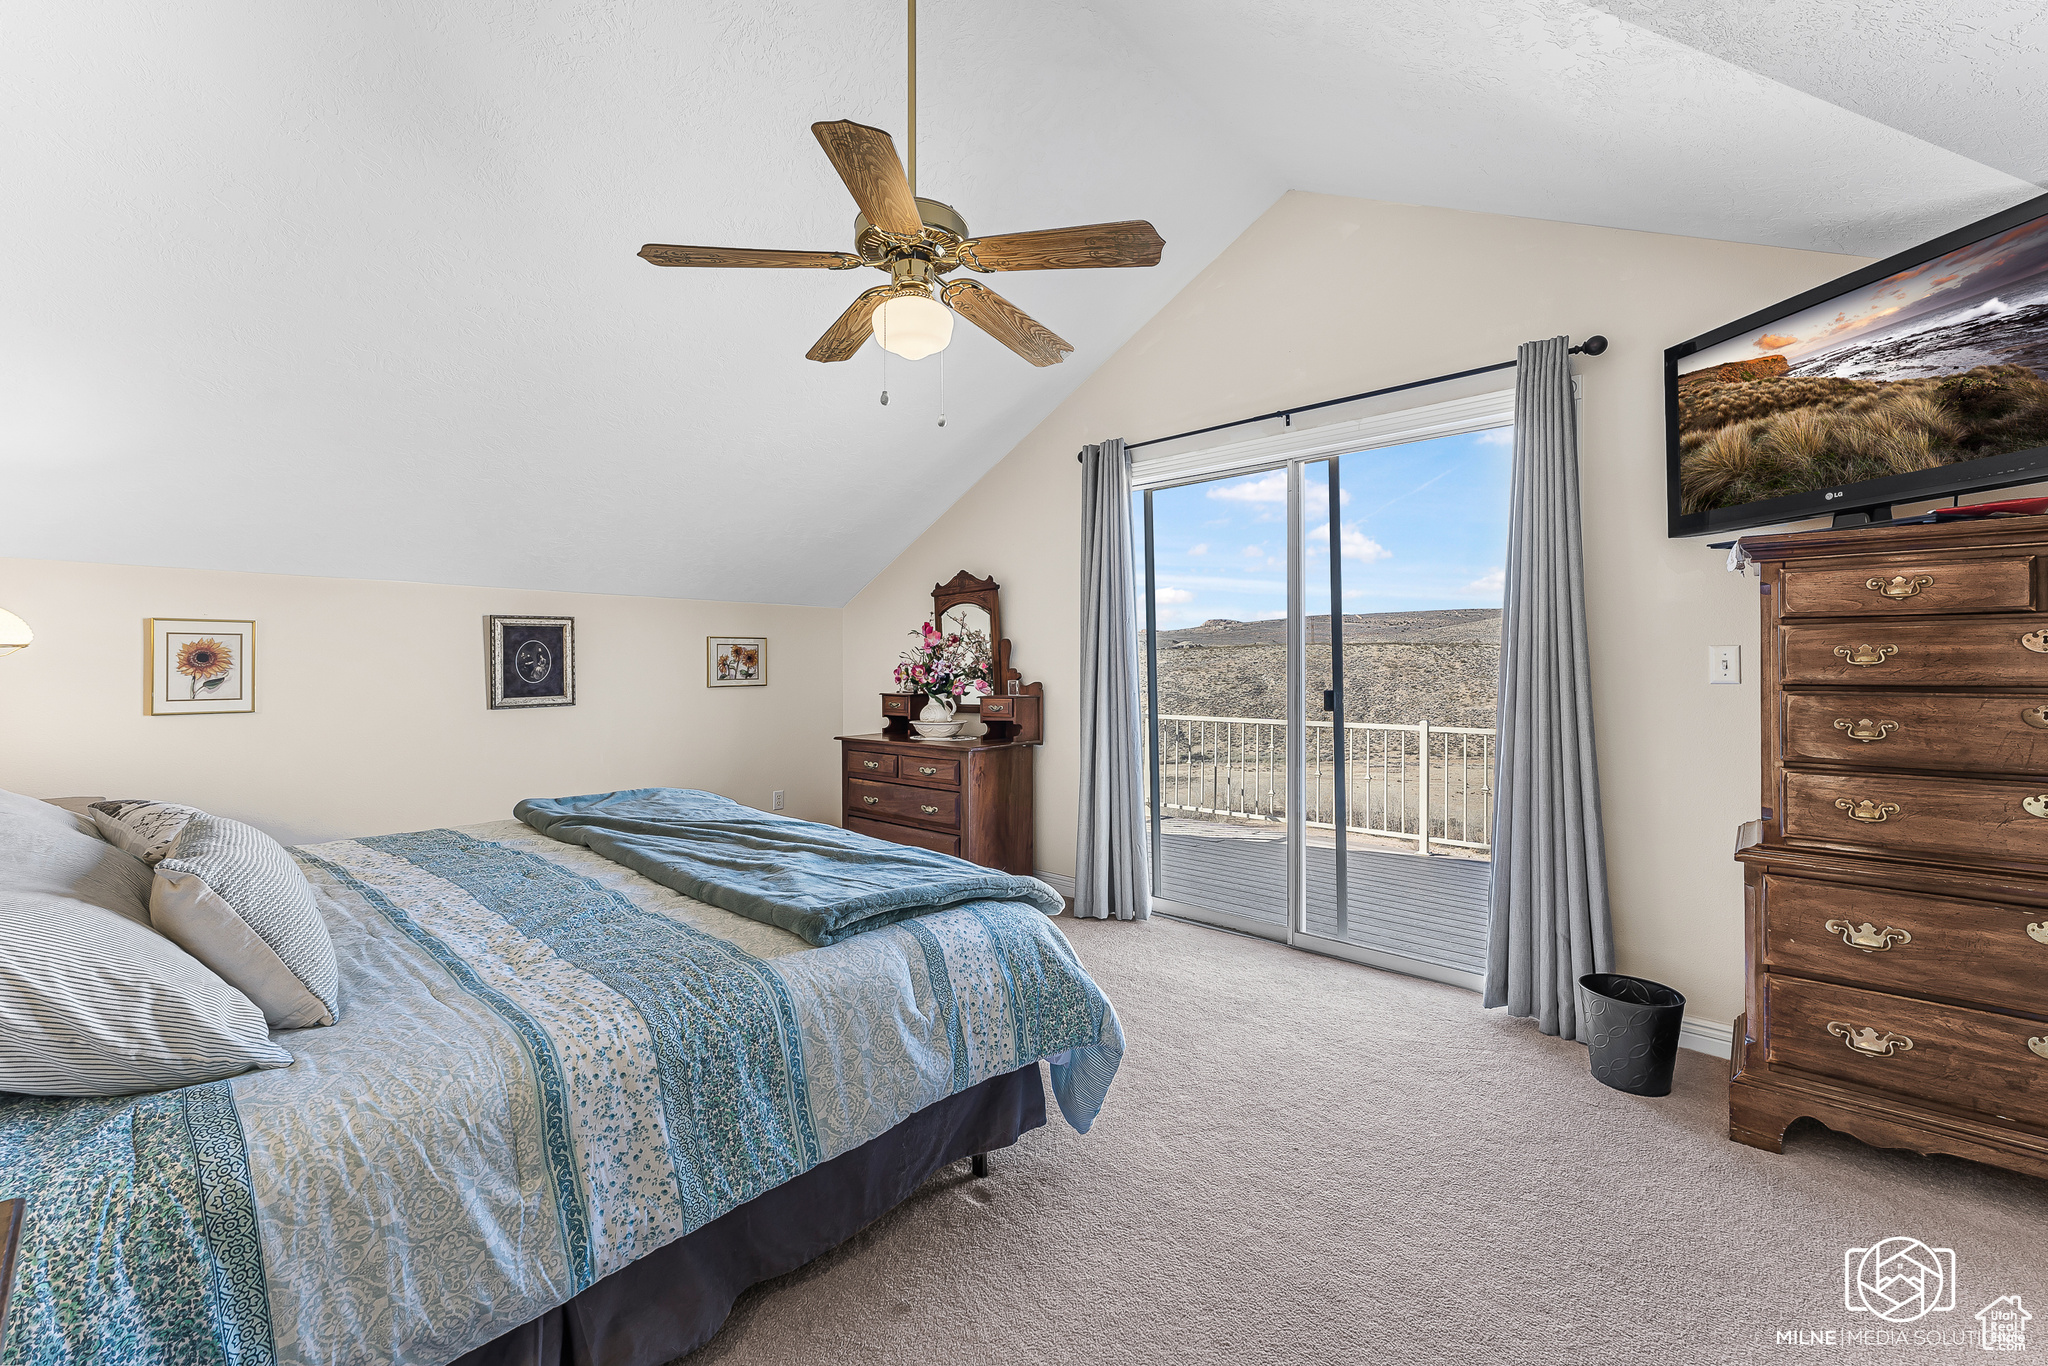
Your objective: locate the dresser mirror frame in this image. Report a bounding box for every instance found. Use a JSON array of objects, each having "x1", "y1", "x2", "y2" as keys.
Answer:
[{"x1": 932, "y1": 571, "x2": 1009, "y2": 712}]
